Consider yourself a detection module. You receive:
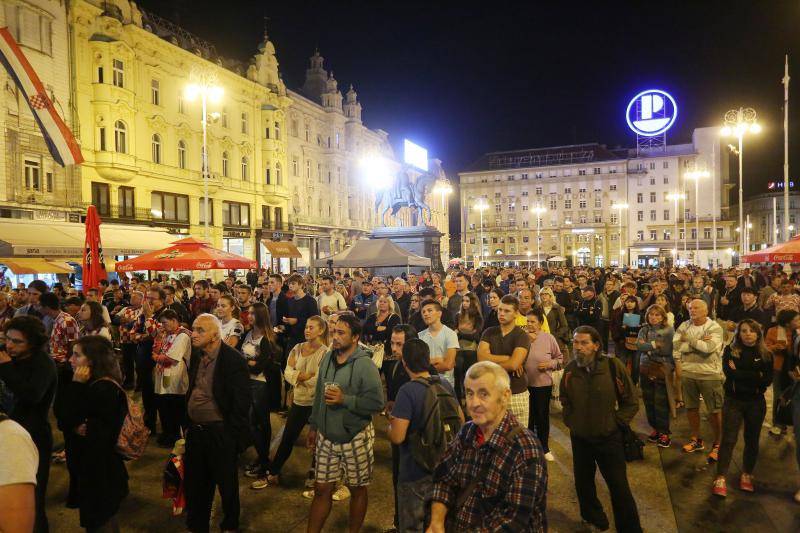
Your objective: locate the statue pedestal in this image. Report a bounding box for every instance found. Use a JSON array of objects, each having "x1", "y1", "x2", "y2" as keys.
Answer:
[{"x1": 370, "y1": 225, "x2": 444, "y2": 275}]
